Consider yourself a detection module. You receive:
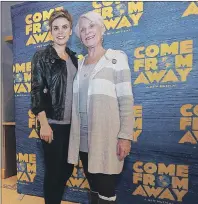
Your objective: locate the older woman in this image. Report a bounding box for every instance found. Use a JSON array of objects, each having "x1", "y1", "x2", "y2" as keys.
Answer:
[
  {"x1": 31, "y1": 10, "x2": 77, "y2": 204},
  {"x1": 68, "y1": 11, "x2": 134, "y2": 204}
]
